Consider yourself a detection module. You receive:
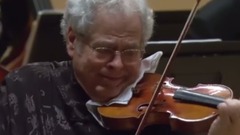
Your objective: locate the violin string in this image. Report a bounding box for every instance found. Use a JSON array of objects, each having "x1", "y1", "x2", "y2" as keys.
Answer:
[{"x1": 134, "y1": 0, "x2": 201, "y2": 134}]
